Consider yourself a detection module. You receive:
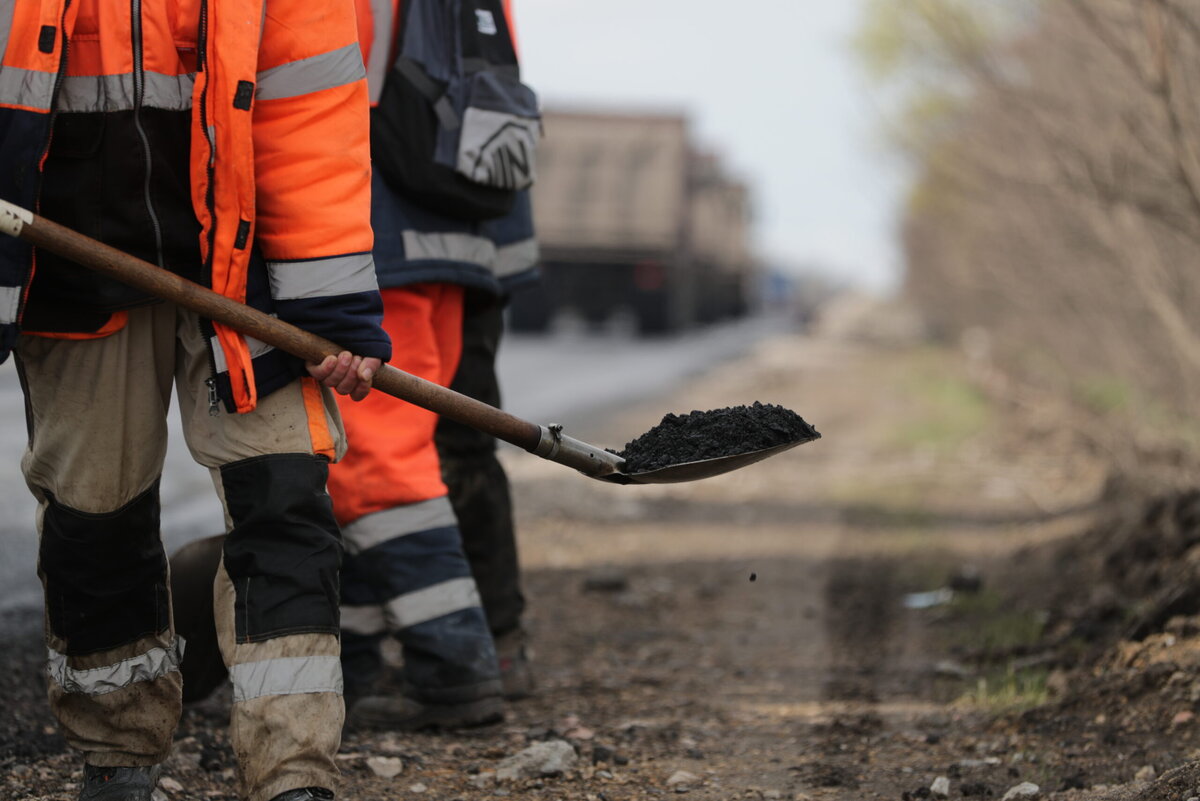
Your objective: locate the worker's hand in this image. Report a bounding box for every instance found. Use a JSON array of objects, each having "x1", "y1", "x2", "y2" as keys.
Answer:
[{"x1": 306, "y1": 351, "x2": 380, "y2": 401}]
